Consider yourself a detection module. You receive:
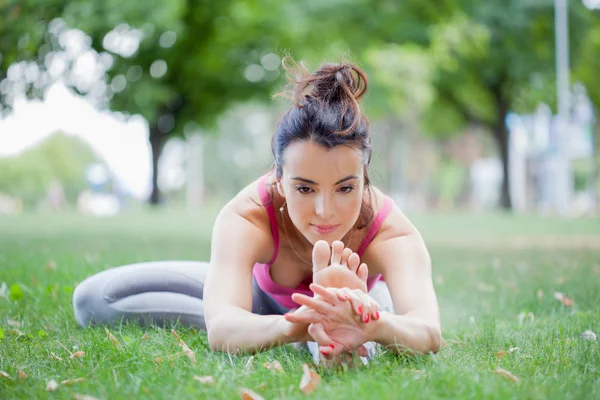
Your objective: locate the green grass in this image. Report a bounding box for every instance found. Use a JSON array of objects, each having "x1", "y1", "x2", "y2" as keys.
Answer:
[{"x1": 1, "y1": 209, "x2": 599, "y2": 399}]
